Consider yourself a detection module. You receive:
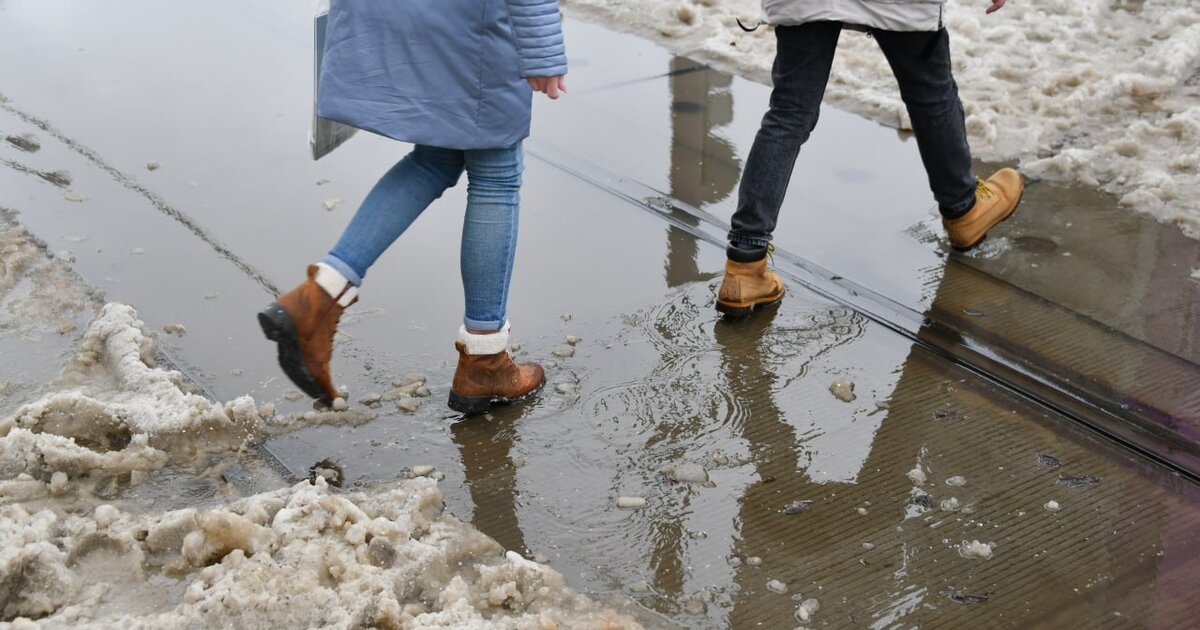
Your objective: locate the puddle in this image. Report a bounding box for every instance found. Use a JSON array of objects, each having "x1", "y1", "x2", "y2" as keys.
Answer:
[{"x1": 1, "y1": 3, "x2": 1199, "y2": 628}]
